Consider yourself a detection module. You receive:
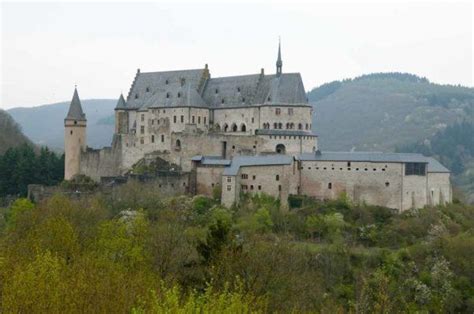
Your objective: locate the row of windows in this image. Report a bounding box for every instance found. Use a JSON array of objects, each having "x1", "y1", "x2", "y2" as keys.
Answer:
[
  {"x1": 269, "y1": 135, "x2": 313, "y2": 140},
  {"x1": 215, "y1": 123, "x2": 247, "y2": 132},
  {"x1": 172, "y1": 115, "x2": 207, "y2": 125},
  {"x1": 326, "y1": 182, "x2": 390, "y2": 189},
  {"x1": 307, "y1": 166, "x2": 387, "y2": 172},
  {"x1": 275, "y1": 108, "x2": 294, "y2": 115},
  {"x1": 262, "y1": 122, "x2": 311, "y2": 130},
  {"x1": 241, "y1": 174, "x2": 280, "y2": 181}
]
